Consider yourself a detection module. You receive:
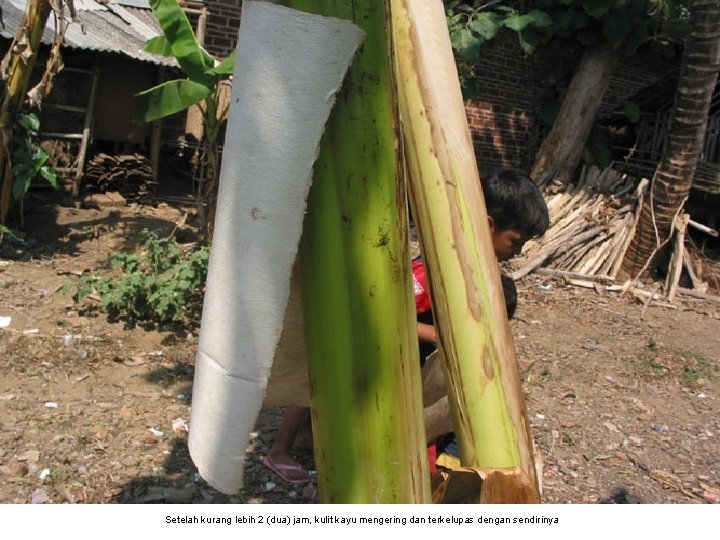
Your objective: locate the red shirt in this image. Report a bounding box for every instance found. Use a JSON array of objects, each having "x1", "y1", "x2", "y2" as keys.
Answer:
[{"x1": 412, "y1": 258, "x2": 432, "y2": 314}]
